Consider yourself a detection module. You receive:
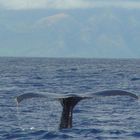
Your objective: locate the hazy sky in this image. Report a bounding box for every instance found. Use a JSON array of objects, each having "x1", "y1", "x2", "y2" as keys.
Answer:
[
  {"x1": 0, "y1": 0, "x2": 140, "y2": 58},
  {"x1": 1, "y1": 0, "x2": 140, "y2": 10}
]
